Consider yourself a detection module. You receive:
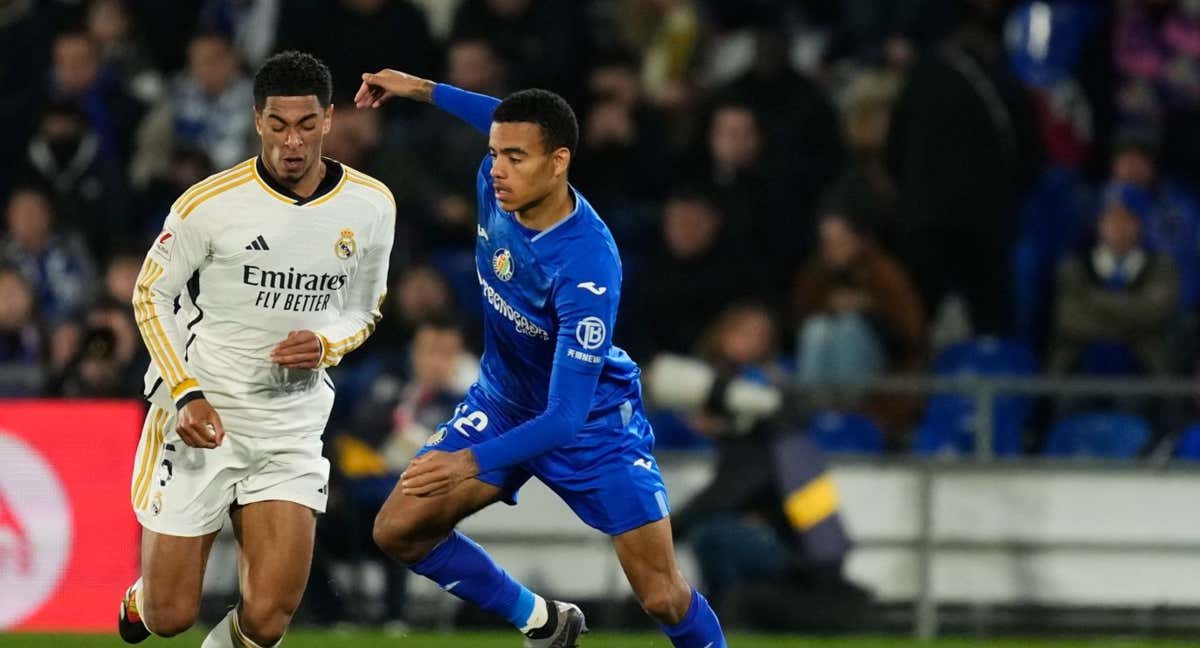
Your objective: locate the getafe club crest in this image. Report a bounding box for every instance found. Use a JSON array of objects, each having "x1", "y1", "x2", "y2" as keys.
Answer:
[
  {"x1": 335, "y1": 228, "x2": 356, "y2": 259},
  {"x1": 492, "y1": 248, "x2": 514, "y2": 281}
]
